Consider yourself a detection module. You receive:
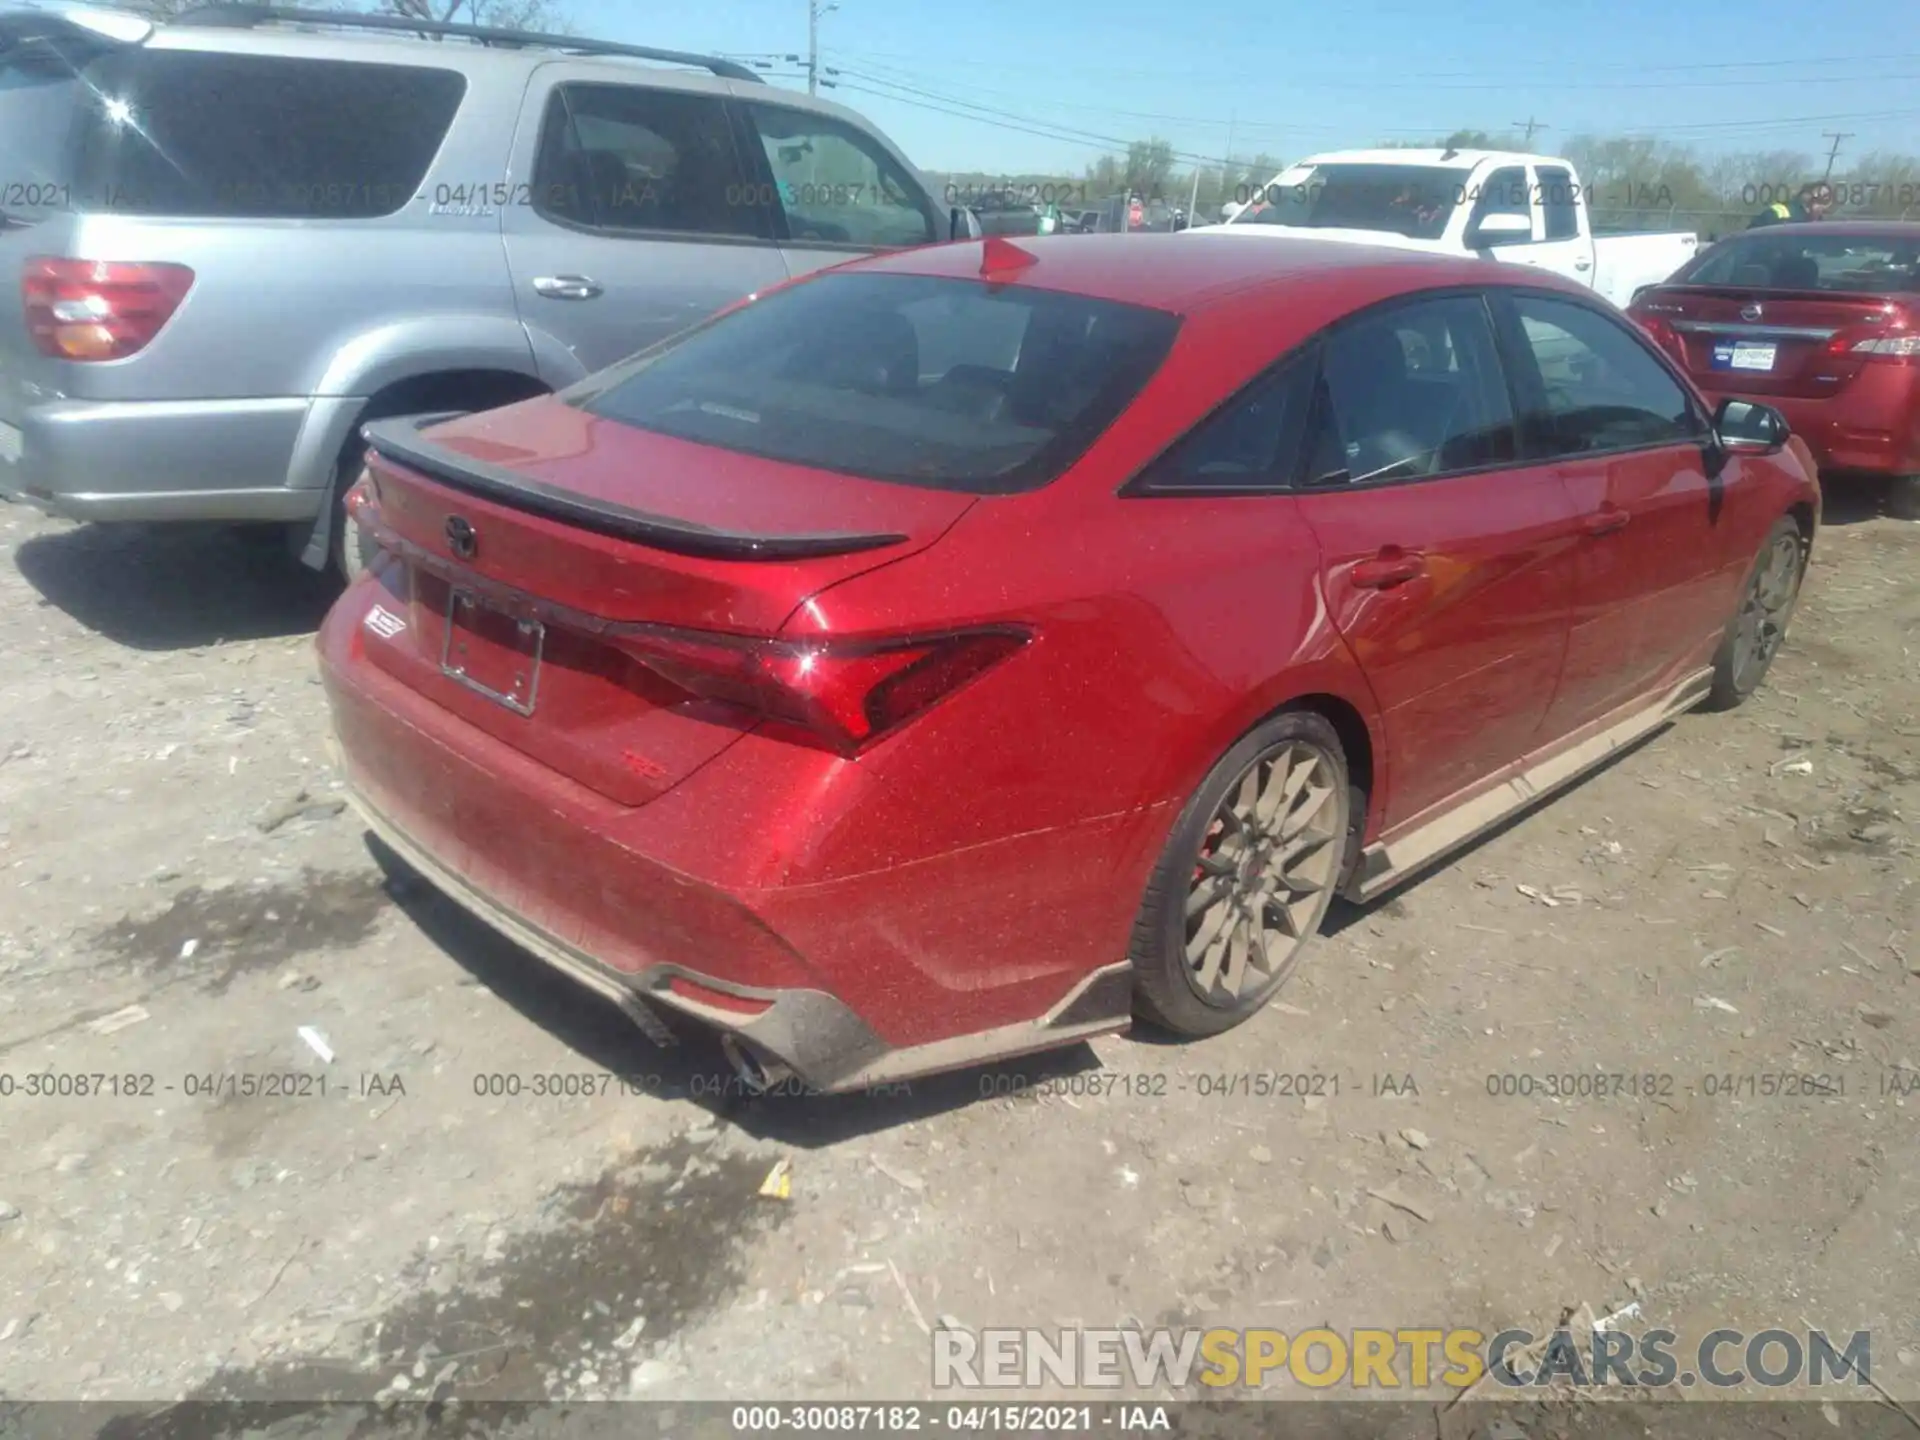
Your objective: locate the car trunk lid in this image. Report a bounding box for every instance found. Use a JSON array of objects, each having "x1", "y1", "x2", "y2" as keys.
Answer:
[
  {"x1": 353, "y1": 399, "x2": 974, "y2": 805},
  {"x1": 1637, "y1": 284, "x2": 1909, "y2": 398}
]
